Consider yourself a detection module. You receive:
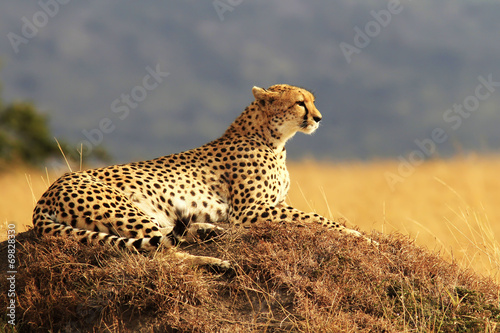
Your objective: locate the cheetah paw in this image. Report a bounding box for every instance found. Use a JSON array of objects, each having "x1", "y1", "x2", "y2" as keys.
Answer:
[{"x1": 193, "y1": 223, "x2": 225, "y2": 241}]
